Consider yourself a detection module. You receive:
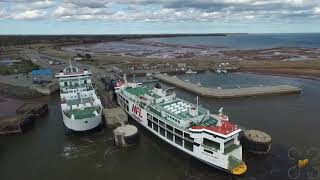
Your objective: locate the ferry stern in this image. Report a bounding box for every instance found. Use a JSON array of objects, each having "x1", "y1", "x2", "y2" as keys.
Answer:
[{"x1": 231, "y1": 162, "x2": 247, "y2": 175}]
